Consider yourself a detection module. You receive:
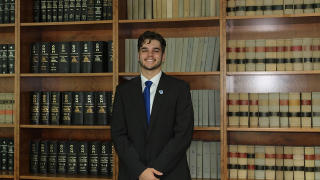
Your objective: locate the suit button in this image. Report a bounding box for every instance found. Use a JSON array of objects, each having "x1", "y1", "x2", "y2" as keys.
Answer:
[{"x1": 147, "y1": 158, "x2": 150, "y2": 161}]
